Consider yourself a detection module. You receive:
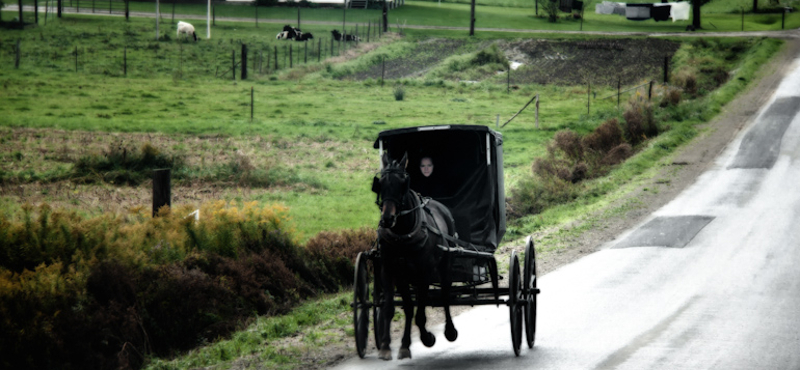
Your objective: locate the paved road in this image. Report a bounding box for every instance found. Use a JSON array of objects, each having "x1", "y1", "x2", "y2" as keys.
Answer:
[{"x1": 331, "y1": 43, "x2": 800, "y2": 370}]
